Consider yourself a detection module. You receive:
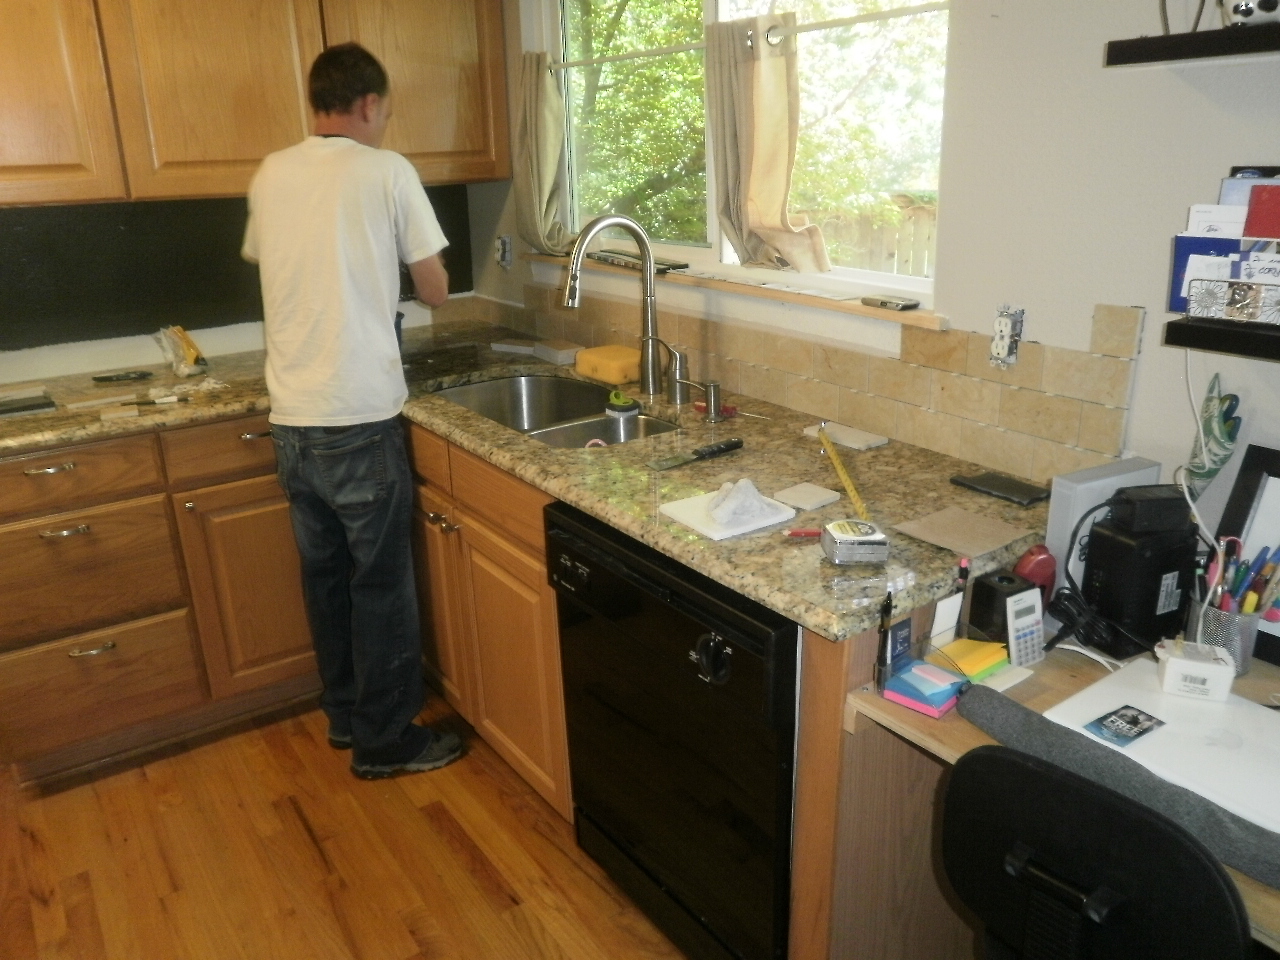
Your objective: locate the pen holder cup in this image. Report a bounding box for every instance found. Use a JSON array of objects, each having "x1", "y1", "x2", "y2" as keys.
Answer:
[{"x1": 1185, "y1": 603, "x2": 1259, "y2": 676}]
